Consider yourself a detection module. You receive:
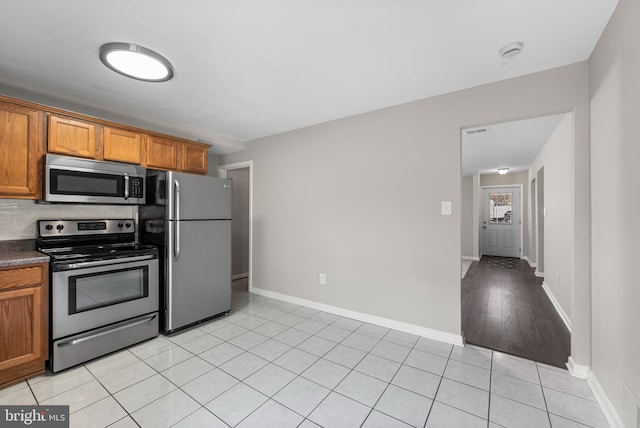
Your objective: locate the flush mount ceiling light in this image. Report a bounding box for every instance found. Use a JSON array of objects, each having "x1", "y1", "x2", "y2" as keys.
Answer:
[
  {"x1": 499, "y1": 41, "x2": 524, "y2": 60},
  {"x1": 497, "y1": 168, "x2": 509, "y2": 175},
  {"x1": 99, "y1": 43, "x2": 174, "y2": 82}
]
